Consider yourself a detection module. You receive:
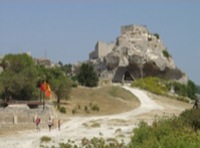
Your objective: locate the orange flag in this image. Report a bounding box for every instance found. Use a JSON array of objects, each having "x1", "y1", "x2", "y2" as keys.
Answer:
[
  {"x1": 41, "y1": 81, "x2": 51, "y2": 97},
  {"x1": 40, "y1": 83, "x2": 45, "y2": 92},
  {"x1": 45, "y1": 83, "x2": 51, "y2": 97}
]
